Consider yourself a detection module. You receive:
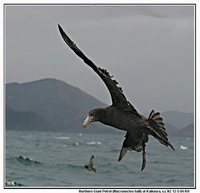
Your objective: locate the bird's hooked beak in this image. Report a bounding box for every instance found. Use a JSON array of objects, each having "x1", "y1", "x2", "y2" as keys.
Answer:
[{"x1": 82, "y1": 114, "x2": 94, "y2": 128}]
